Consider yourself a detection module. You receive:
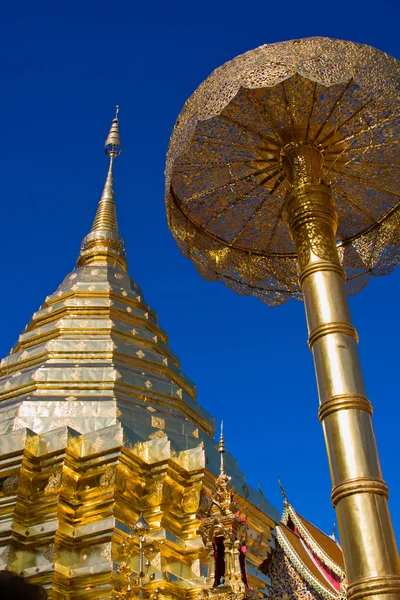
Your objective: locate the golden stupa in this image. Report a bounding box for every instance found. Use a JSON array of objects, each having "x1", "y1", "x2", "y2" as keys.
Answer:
[{"x1": 0, "y1": 112, "x2": 347, "y2": 600}]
